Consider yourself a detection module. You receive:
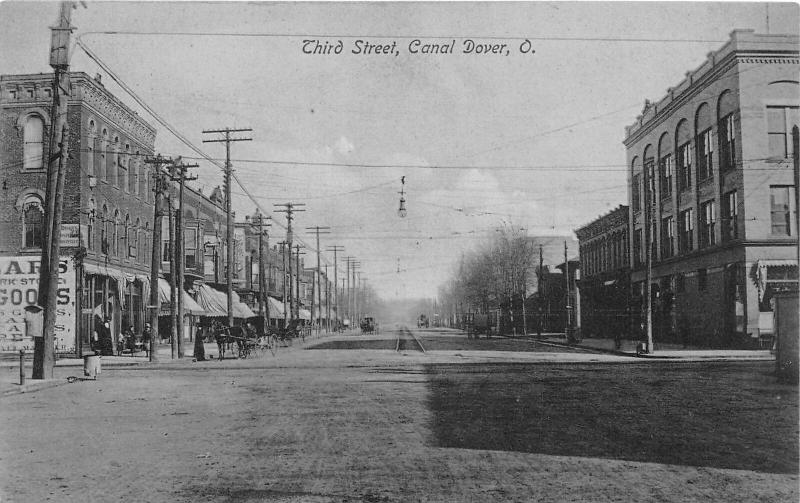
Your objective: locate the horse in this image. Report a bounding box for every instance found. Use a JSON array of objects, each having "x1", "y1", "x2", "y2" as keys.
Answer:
[{"x1": 213, "y1": 324, "x2": 245, "y2": 360}]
